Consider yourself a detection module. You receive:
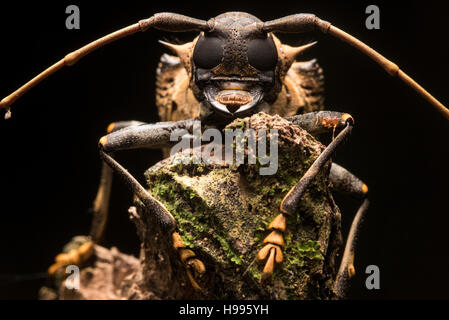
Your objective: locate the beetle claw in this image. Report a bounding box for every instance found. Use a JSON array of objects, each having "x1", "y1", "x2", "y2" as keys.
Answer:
[{"x1": 257, "y1": 244, "x2": 284, "y2": 283}]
